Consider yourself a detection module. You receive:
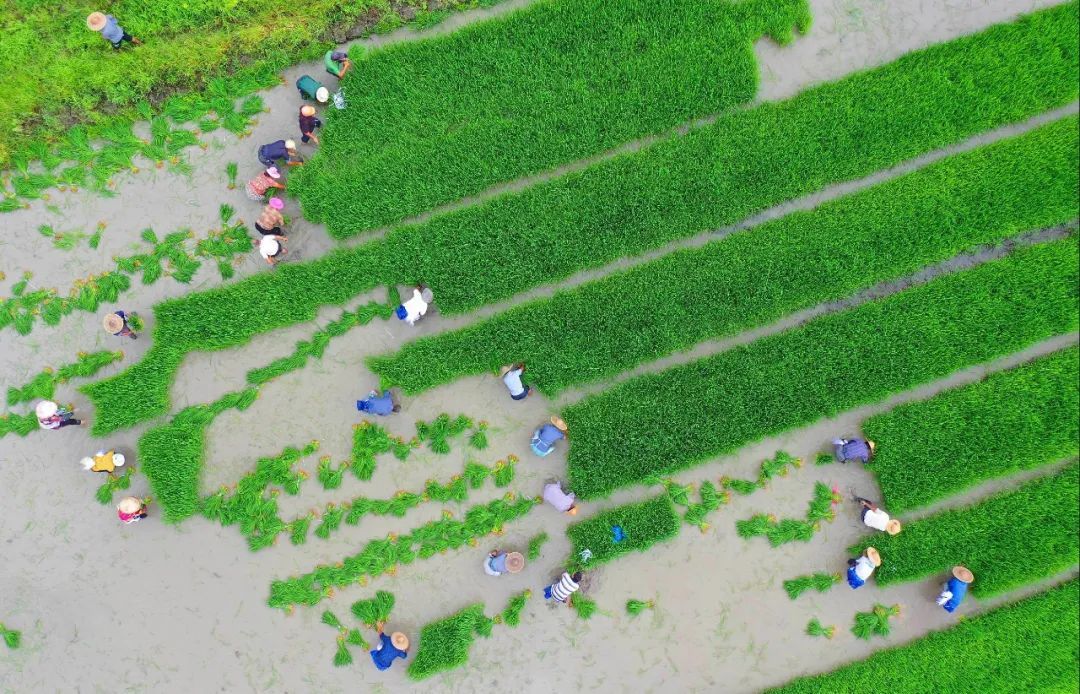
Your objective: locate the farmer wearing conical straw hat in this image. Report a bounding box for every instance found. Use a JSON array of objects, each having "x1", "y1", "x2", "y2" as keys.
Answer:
[
  {"x1": 846, "y1": 547, "x2": 881, "y2": 589},
  {"x1": 298, "y1": 105, "x2": 322, "y2": 145},
  {"x1": 116, "y1": 497, "x2": 148, "y2": 524},
  {"x1": 484, "y1": 550, "x2": 525, "y2": 576},
  {"x1": 856, "y1": 497, "x2": 901, "y2": 535},
  {"x1": 936, "y1": 566, "x2": 975, "y2": 613},
  {"x1": 103, "y1": 311, "x2": 137, "y2": 339},
  {"x1": 370, "y1": 622, "x2": 408, "y2": 671},
  {"x1": 86, "y1": 12, "x2": 141, "y2": 49},
  {"x1": 36, "y1": 400, "x2": 82, "y2": 430},
  {"x1": 530, "y1": 416, "x2": 568, "y2": 457},
  {"x1": 832, "y1": 436, "x2": 876, "y2": 464}
]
